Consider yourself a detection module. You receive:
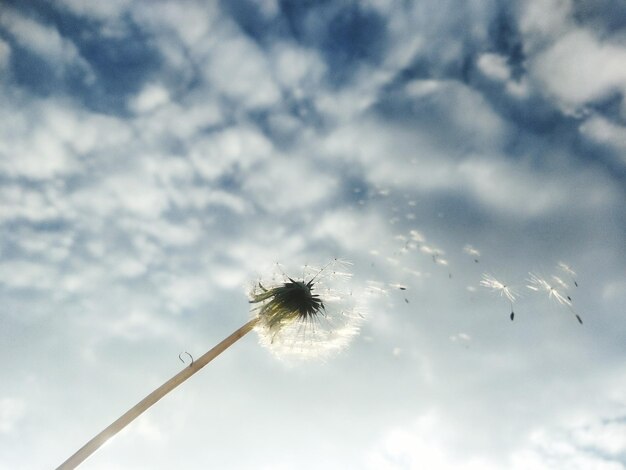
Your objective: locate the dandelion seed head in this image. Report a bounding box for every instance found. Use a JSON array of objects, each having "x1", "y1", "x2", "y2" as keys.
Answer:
[
  {"x1": 480, "y1": 273, "x2": 518, "y2": 302},
  {"x1": 249, "y1": 259, "x2": 363, "y2": 361}
]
